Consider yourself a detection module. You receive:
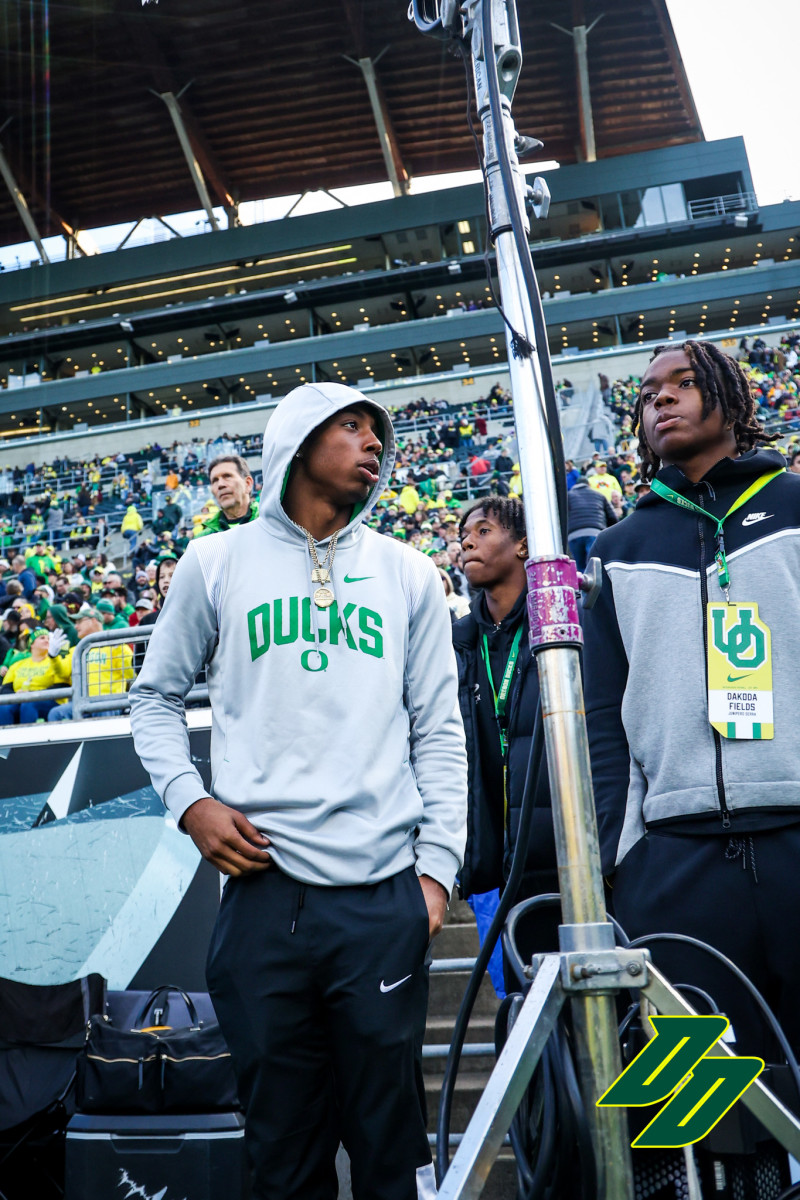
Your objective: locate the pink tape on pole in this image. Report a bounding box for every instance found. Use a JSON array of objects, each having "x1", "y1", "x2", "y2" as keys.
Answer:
[{"x1": 526, "y1": 556, "x2": 583, "y2": 650}]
